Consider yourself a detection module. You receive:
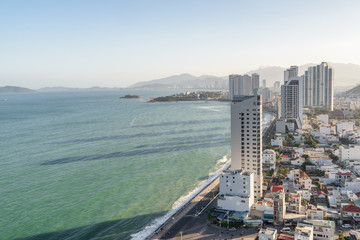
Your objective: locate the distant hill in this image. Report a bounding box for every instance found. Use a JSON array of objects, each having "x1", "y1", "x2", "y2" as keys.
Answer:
[
  {"x1": 128, "y1": 73, "x2": 227, "y2": 89},
  {"x1": 129, "y1": 62, "x2": 360, "y2": 90},
  {"x1": 0, "y1": 86, "x2": 35, "y2": 93},
  {"x1": 345, "y1": 84, "x2": 360, "y2": 96}
]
